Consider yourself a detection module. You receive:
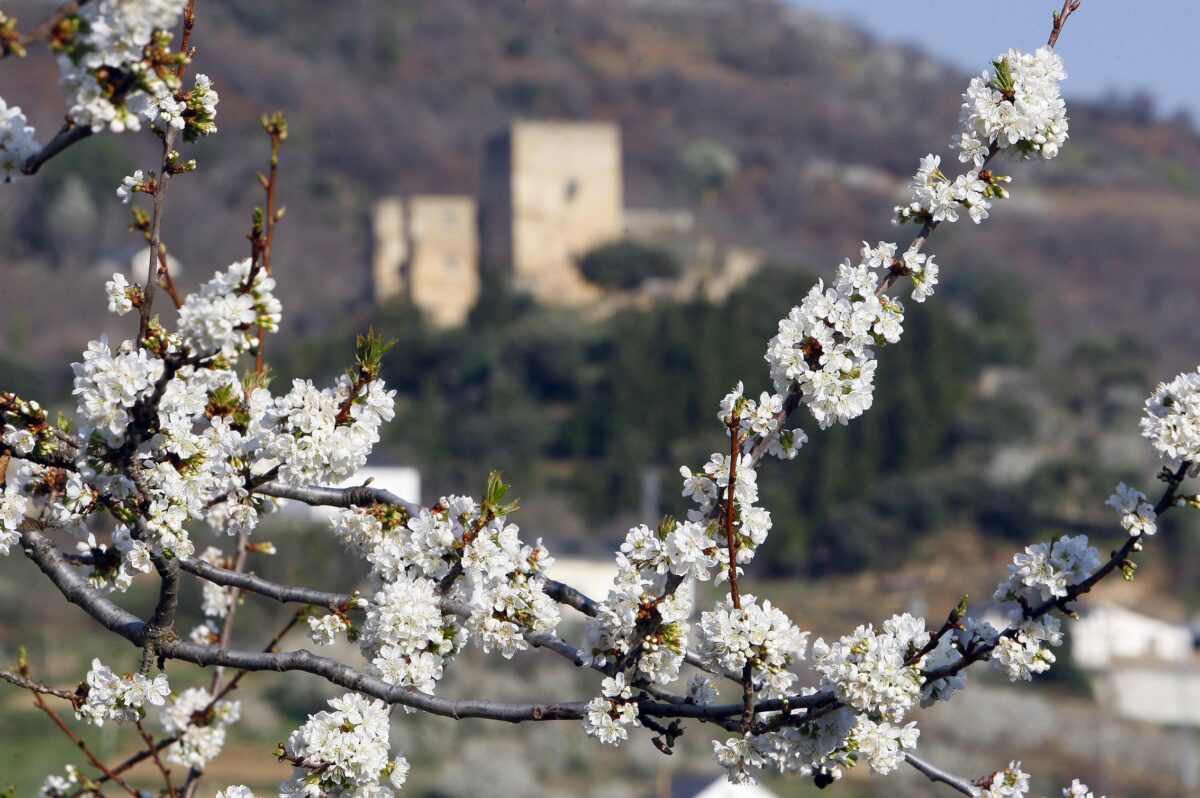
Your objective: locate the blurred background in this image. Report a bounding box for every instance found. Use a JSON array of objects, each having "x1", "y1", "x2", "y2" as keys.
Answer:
[{"x1": 1, "y1": 0, "x2": 1199, "y2": 795}]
